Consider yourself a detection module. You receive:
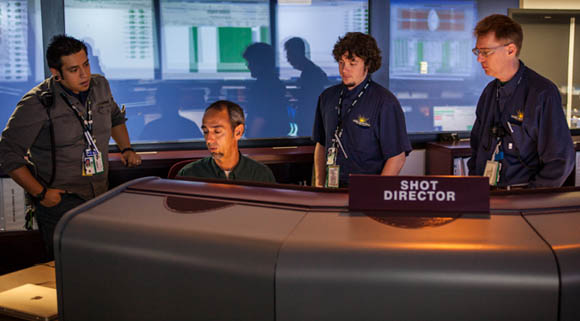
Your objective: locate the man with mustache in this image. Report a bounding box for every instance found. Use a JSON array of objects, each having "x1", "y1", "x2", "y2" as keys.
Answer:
[{"x1": 0, "y1": 35, "x2": 141, "y2": 259}]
